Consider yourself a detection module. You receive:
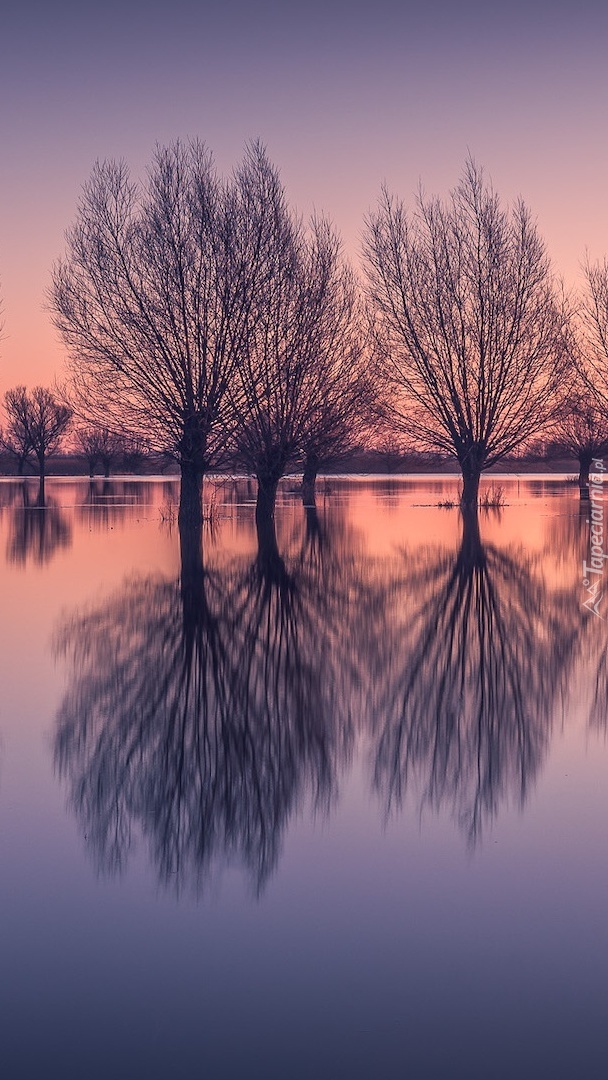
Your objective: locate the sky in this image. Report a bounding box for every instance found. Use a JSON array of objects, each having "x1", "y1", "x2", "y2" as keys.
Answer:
[{"x1": 1, "y1": 0, "x2": 608, "y2": 395}]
